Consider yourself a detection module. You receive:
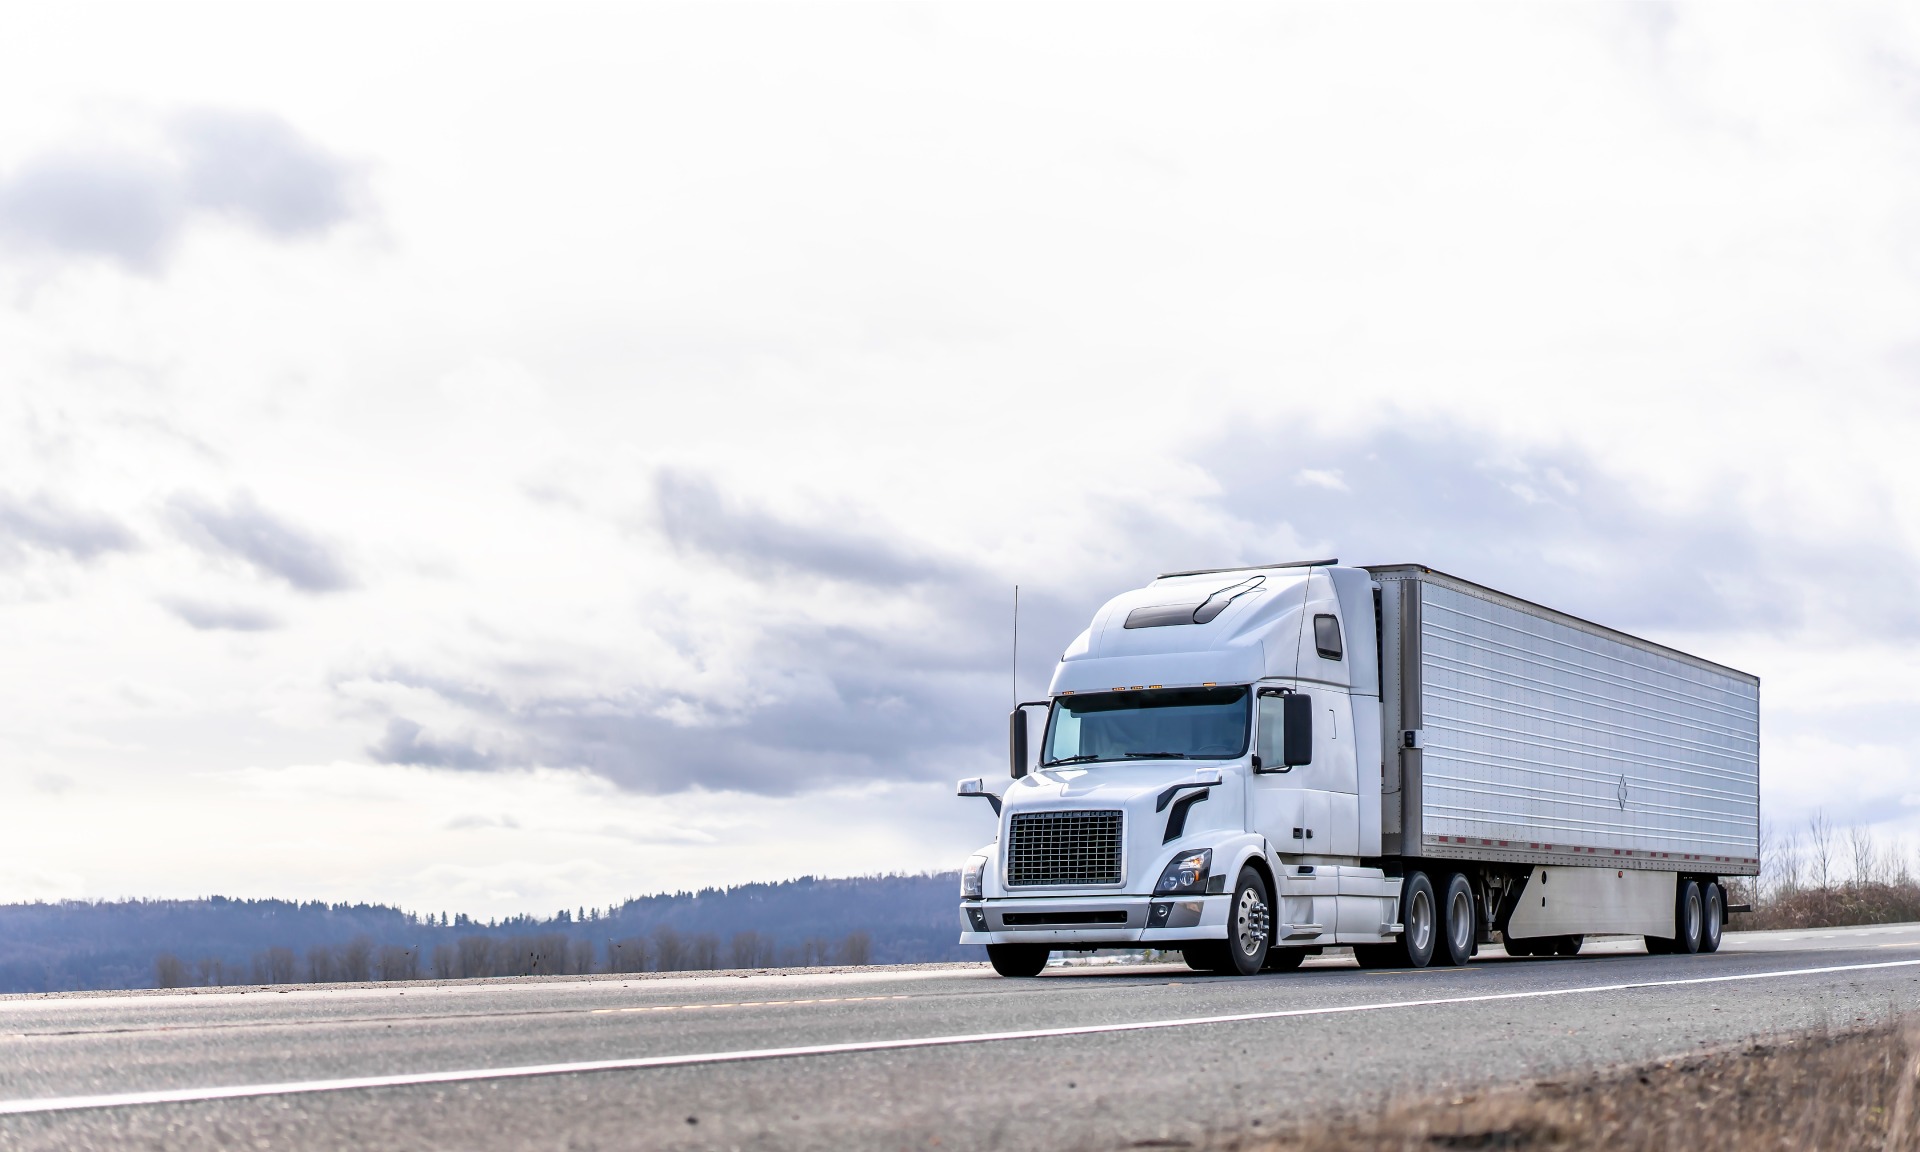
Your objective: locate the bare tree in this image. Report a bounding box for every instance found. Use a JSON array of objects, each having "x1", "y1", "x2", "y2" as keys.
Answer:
[
  {"x1": 608, "y1": 936, "x2": 649, "y2": 974},
  {"x1": 431, "y1": 943, "x2": 457, "y2": 979},
  {"x1": 251, "y1": 947, "x2": 296, "y2": 985},
  {"x1": 378, "y1": 945, "x2": 420, "y2": 981},
  {"x1": 307, "y1": 945, "x2": 335, "y2": 983},
  {"x1": 154, "y1": 953, "x2": 186, "y2": 989},
  {"x1": 568, "y1": 938, "x2": 597, "y2": 975},
  {"x1": 730, "y1": 931, "x2": 766, "y2": 969},
  {"x1": 1809, "y1": 812, "x2": 1835, "y2": 891},
  {"x1": 528, "y1": 933, "x2": 570, "y2": 975},
  {"x1": 653, "y1": 926, "x2": 685, "y2": 971},
  {"x1": 689, "y1": 933, "x2": 720, "y2": 970},
  {"x1": 838, "y1": 931, "x2": 872, "y2": 966},
  {"x1": 1848, "y1": 823, "x2": 1877, "y2": 888},
  {"x1": 458, "y1": 935, "x2": 493, "y2": 979},
  {"x1": 340, "y1": 936, "x2": 374, "y2": 982},
  {"x1": 1777, "y1": 829, "x2": 1803, "y2": 895}
]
